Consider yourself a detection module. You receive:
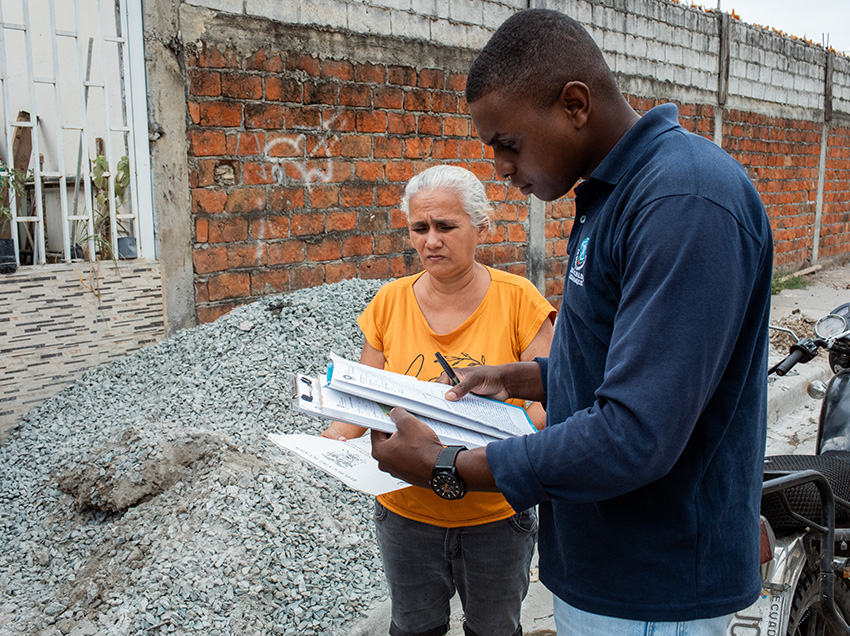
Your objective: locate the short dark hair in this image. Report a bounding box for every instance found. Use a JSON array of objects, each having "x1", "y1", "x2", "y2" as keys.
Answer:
[{"x1": 466, "y1": 8, "x2": 621, "y2": 108}]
